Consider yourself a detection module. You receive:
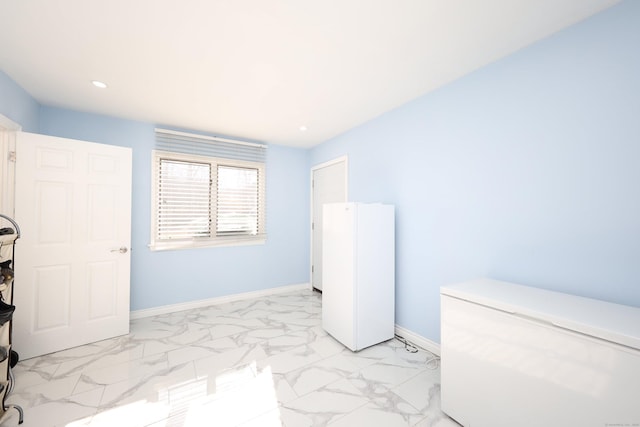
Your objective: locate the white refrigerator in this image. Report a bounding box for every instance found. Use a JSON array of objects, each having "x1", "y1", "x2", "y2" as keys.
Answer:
[{"x1": 321, "y1": 202, "x2": 395, "y2": 351}]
